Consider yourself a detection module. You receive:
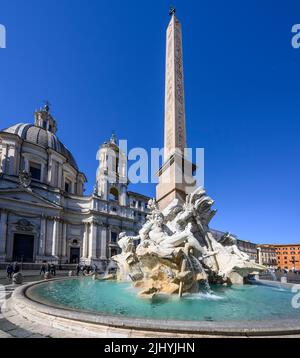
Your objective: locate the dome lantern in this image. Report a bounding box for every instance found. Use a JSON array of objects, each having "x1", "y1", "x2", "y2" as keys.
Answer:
[{"x1": 34, "y1": 101, "x2": 57, "y2": 134}]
